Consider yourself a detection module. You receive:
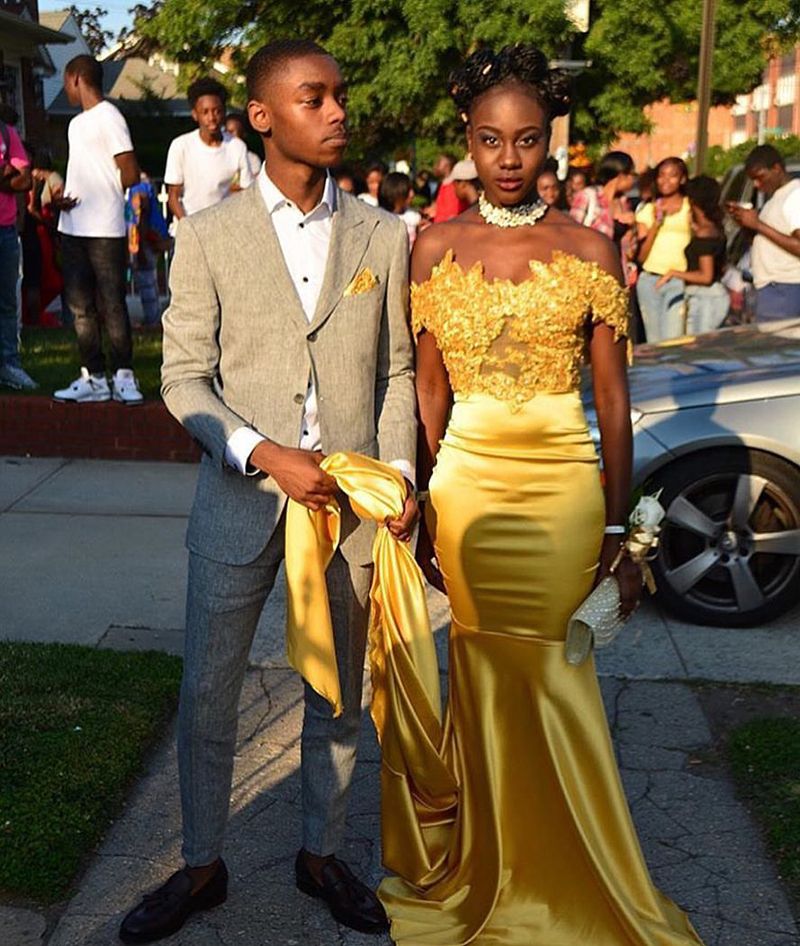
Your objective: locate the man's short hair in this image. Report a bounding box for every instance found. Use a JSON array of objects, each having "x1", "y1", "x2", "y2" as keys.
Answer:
[
  {"x1": 187, "y1": 77, "x2": 228, "y2": 109},
  {"x1": 246, "y1": 39, "x2": 332, "y2": 102},
  {"x1": 745, "y1": 144, "x2": 785, "y2": 173},
  {"x1": 65, "y1": 55, "x2": 103, "y2": 92}
]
